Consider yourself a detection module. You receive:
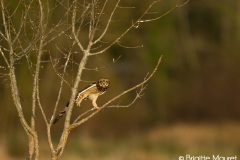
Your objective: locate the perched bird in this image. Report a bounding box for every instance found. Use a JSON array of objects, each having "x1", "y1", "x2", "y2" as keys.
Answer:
[{"x1": 53, "y1": 78, "x2": 110, "y2": 124}]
